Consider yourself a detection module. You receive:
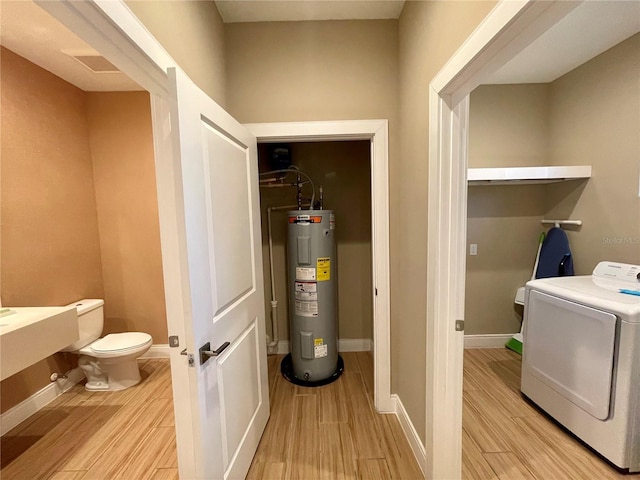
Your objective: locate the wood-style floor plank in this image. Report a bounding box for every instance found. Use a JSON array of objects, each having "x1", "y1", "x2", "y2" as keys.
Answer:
[
  {"x1": 318, "y1": 375, "x2": 349, "y2": 423},
  {"x1": 6, "y1": 349, "x2": 629, "y2": 480},
  {"x1": 342, "y1": 372, "x2": 384, "y2": 459},
  {"x1": 46, "y1": 472, "x2": 88, "y2": 480},
  {"x1": 483, "y1": 452, "x2": 537, "y2": 480},
  {"x1": 462, "y1": 428, "x2": 498, "y2": 480},
  {"x1": 462, "y1": 348, "x2": 639, "y2": 480},
  {"x1": 377, "y1": 414, "x2": 424, "y2": 479},
  {"x1": 82, "y1": 398, "x2": 172, "y2": 479},
  {"x1": 247, "y1": 354, "x2": 421, "y2": 479},
  {"x1": 148, "y1": 468, "x2": 179, "y2": 480},
  {"x1": 286, "y1": 395, "x2": 320, "y2": 480},
  {"x1": 356, "y1": 458, "x2": 392, "y2": 480},
  {"x1": 250, "y1": 374, "x2": 296, "y2": 465},
  {"x1": 112, "y1": 425, "x2": 176, "y2": 479},
  {"x1": 0, "y1": 360, "x2": 173, "y2": 480},
  {"x1": 1, "y1": 404, "x2": 120, "y2": 479},
  {"x1": 319, "y1": 423, "x2": 355, "y2": 480}
]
